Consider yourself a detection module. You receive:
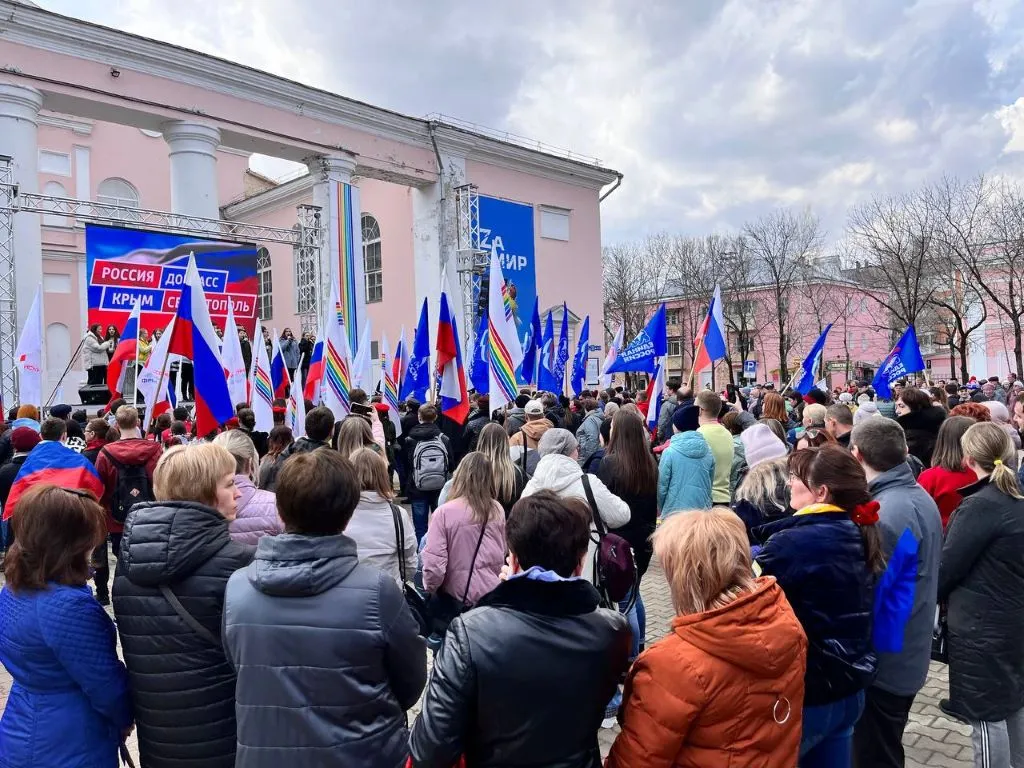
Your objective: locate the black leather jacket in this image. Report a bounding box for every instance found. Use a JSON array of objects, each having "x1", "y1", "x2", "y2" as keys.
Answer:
[{"x1": 410, "y1": 576, "x2": 630, "y2": 768}]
